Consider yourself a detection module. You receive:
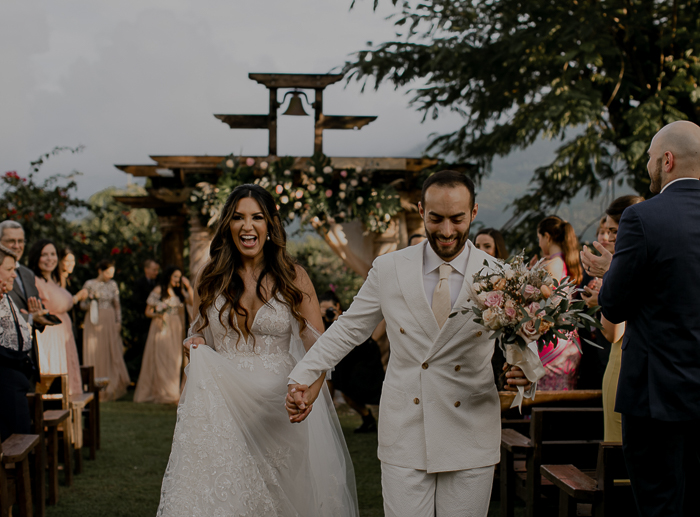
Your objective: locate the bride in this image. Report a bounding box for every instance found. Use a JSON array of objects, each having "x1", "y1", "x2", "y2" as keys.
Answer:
[{"x1": 157, "y1": 184, "x2": 359, "y2": 516}]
